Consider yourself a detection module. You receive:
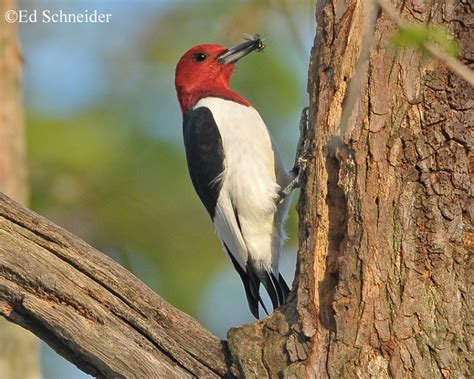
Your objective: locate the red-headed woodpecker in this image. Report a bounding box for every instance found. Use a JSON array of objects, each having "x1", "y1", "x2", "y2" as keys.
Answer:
[{"x1": 175, "y1": 36, "x2": 297, "y2": 318}]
